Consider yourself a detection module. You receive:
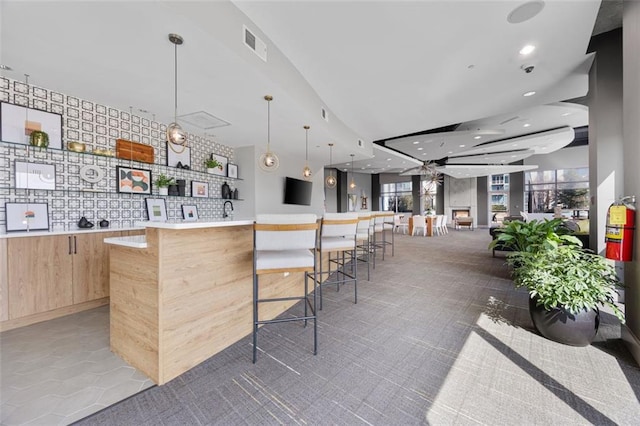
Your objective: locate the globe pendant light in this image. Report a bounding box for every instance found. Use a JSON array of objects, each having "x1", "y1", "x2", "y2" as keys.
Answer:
[
  {"x1": 258, "y1": 95, "x2": 280, "y2": 171},
  {"x1": 349, "y1": 154, "x2": 357, "y2": 189},
  {"x1": 302, "y1": 125, "x2": 312, "y2": 180},
  {"x1": 325, "y1": 143, "x2": 337, "y2": 188},
  {"x1": 166, "y1": 33, "x2": 187, "y2": 153}
]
